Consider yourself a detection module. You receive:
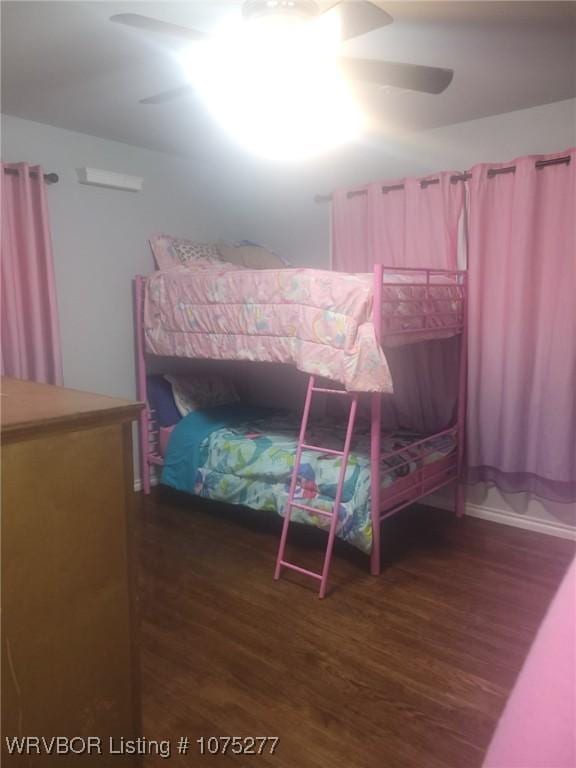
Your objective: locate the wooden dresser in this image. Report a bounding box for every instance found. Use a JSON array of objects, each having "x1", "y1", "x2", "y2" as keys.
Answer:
[{"x1": 1, "y1": 378, "x2": 143, "y2": 764}]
